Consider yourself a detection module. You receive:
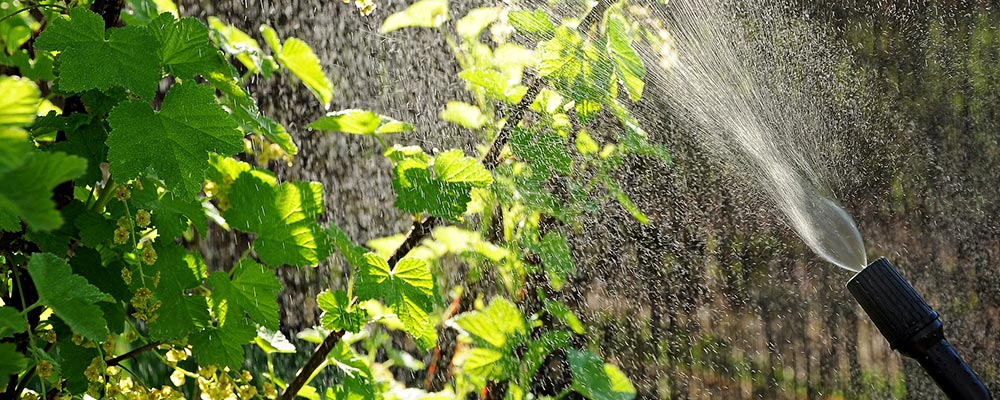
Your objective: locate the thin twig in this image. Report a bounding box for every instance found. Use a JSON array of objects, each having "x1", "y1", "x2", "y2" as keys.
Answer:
[
  {"x1": 278, "y1": 330, "x2": 346, "y2": 400},
  {"x1": 386, "y1": 215, "x2": 441, "y2": 267},
  {"x1": 106, "y1": 341, "x2": 163, "y2": 367}
]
